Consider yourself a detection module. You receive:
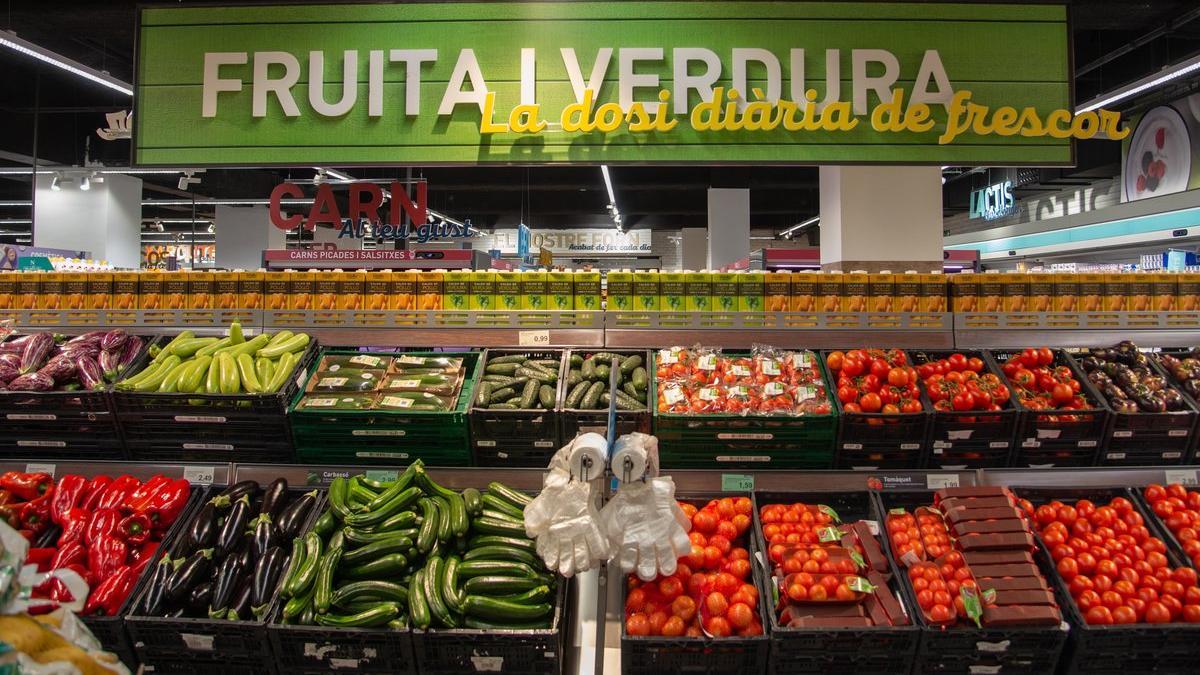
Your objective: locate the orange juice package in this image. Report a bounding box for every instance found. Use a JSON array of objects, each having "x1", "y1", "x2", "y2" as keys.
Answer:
[
  {"x1": 895, "y1": 272, "x2": 921, "y2": 312},
  {"x1": 1103, "y1": 273, "x2": 1128, "y2": 312},
  {"x1": 391, "y1": 271, "x2": 417, "y2": 311},
  {"x1": 288, "y1": 270, "x2": 315, "y2": 311},
  {"x1": 162, "y1": 271, "x2": 188, "y2": 309},
  {"x1": 1052, "y1": 273, "x2": 1078, "y2": 312},
  {"x1": 977, "y1": 273, "x2": 1004, "y2": 313},
  {"x1": 338, "y1": 270, "x2": 365, "y2": 310},
  {"x1": 817, "y1": 272, "x2": 842, "y2": 312},
  {"x1": 950, "y1": 273, "x2": 977, "y2": 312},
  {"x1": 363, "y1": 270, "x2": 389, "y2": 311},
  {"x1": 1027, "y1": 272, "x2": 1053, "y2": 313},
  {"x1": 239, "y1": 271, "x2": 264, "y2": 310},
  {"x1": 418, "y1": 271, "x2": 443, "y2": 310},
  {"x1": 1152, "y1": 273, "x2": 1177, "y2": 312},
  {"x1": 62, "y1": 273, "x2": 88, "y2": 310},
  {"x1": 921, "y1": 273, "x2": 948, "y2": 312},
  {"x1": 87, "y1": 272, "x2": 112, "y2": 309},
  {"x1": 1002, "y1": 272, "x2": 1027, "y2": 313},
  {"x1": 37, "y1": 273, "x2": 61, "y2": 310},
  {"x1": 869, "y1": 272, "x2": 894, "y2": 313},
  {"x1": 111, "y1": 272, "x2": 138, "y2": 310},
  {"x1": 764, "y1": 271, "x2": 790, "y2": 312},
  {"x1": 1077, "y1": 274, "x2": 1105, "y2": 312},
  {"x1": 1127, "y1": 273, "x2": 1152, "y2": 312},
  {"x1": 263, "y1": 271, "x2": 288, "y2": 310},
  {"x1": 0, "y1": 273, "x2": 15, "y2": 310},
  {"x1": 1176, "y1": 273, "x2": 1200, "y2": 312},
  {"x1": 213, "y1": 271, "x2": 240, "y2": 309},
  {"x1": 789, "y1": 272, "x2": 817, "y2": 312},
  {"x1": 314, "y1": 271, "x2": 339, "y2": 311},
  {"x1": 139, "y1": 271, "x2": 164, "y2": 310},
  {"x1": 842, "y1": 273, "x2": 869, "y2": 313}
]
